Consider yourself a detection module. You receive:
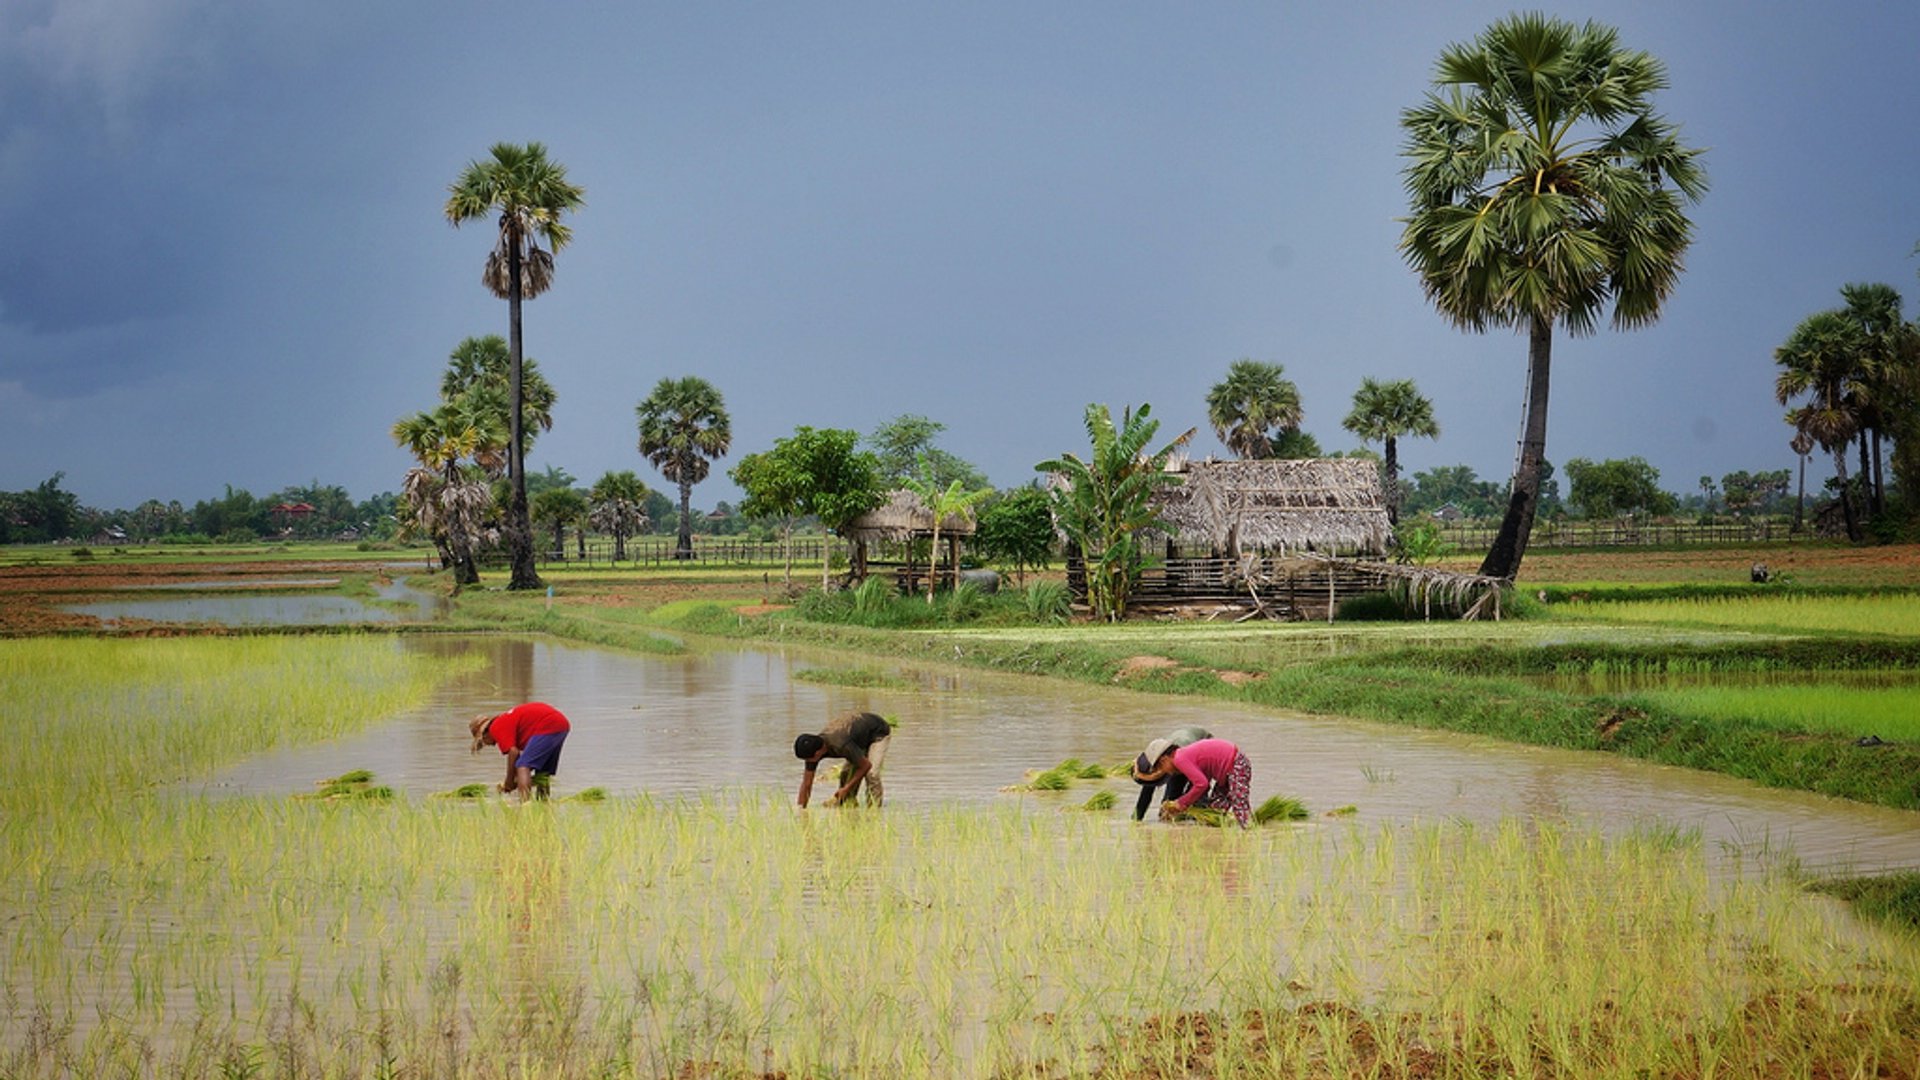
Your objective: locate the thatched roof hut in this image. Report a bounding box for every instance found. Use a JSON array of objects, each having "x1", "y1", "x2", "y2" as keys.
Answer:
[
  {"x1": 1155, "y1": 458, "x2": 1390, "y2": 557},
  {"x1": 842, "y1": 489, "x2": 977, "y2": 543}
]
